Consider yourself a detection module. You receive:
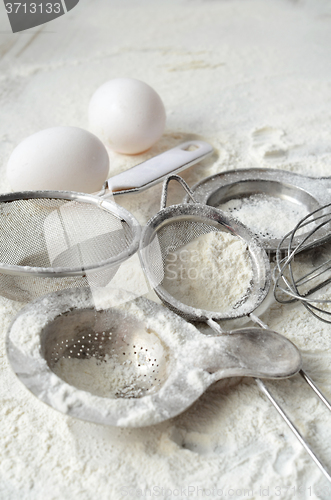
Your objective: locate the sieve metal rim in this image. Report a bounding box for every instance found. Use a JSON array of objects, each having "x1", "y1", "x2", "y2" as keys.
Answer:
[
  {"x1": 0, "y1": 190, "x2": 141, "y2": 277},
  {"x1": 139, "y1": 201, "x2": 271, "y2": 322}
]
